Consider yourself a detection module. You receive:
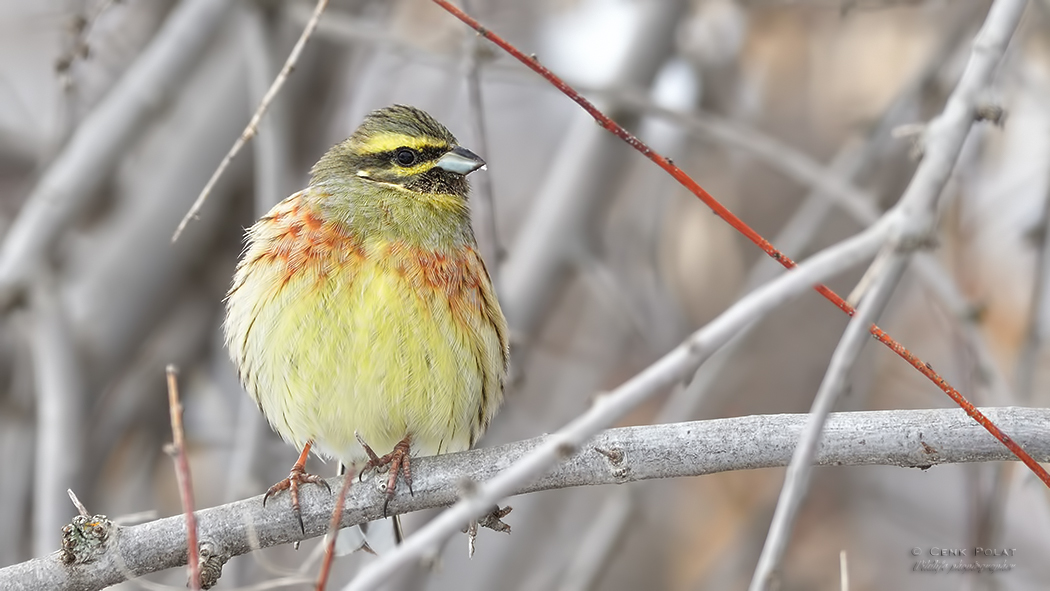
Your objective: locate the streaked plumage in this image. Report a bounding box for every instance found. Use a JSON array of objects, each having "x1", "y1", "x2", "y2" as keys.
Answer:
[{"x1": 224, "y1": 105, "x2": 508, "y2": 500}]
